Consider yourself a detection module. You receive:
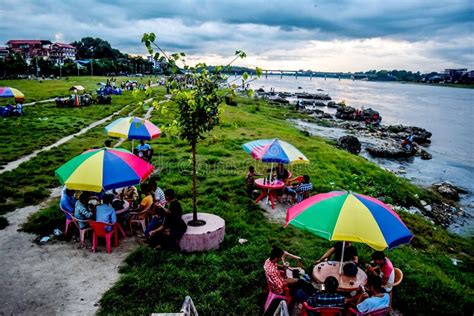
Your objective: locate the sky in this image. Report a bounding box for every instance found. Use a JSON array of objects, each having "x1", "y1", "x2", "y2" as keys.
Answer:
[{"x1": 0, "y1": 0, "x2": 473, "y2": 72}]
